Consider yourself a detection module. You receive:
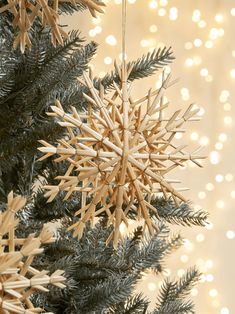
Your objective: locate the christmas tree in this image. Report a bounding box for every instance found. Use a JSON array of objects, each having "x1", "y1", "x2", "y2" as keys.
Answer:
[{"x1": 0, "y1": 1, "x2": 208, "y2": 313}]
